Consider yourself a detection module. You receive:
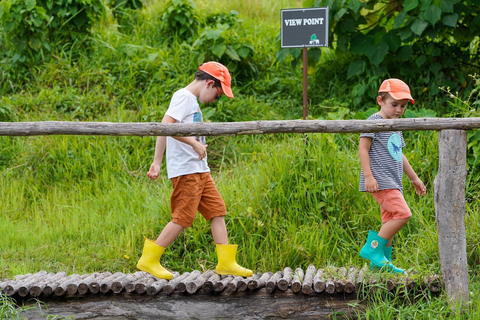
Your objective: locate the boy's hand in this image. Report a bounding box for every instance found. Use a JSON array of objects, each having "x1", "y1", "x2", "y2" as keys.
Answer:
[
  {"x1": 192, "y1": 141, "x2": 207, "y2": 160},
  {"x1": 365, "y1": 176, "x2": 379, "y2": 193},
  {"x1": 411, "y1": 178, "x2": 426, "y2": 196},
  {"x1": 147, "y1": 163, "x2": 161, "y2": 180}
]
